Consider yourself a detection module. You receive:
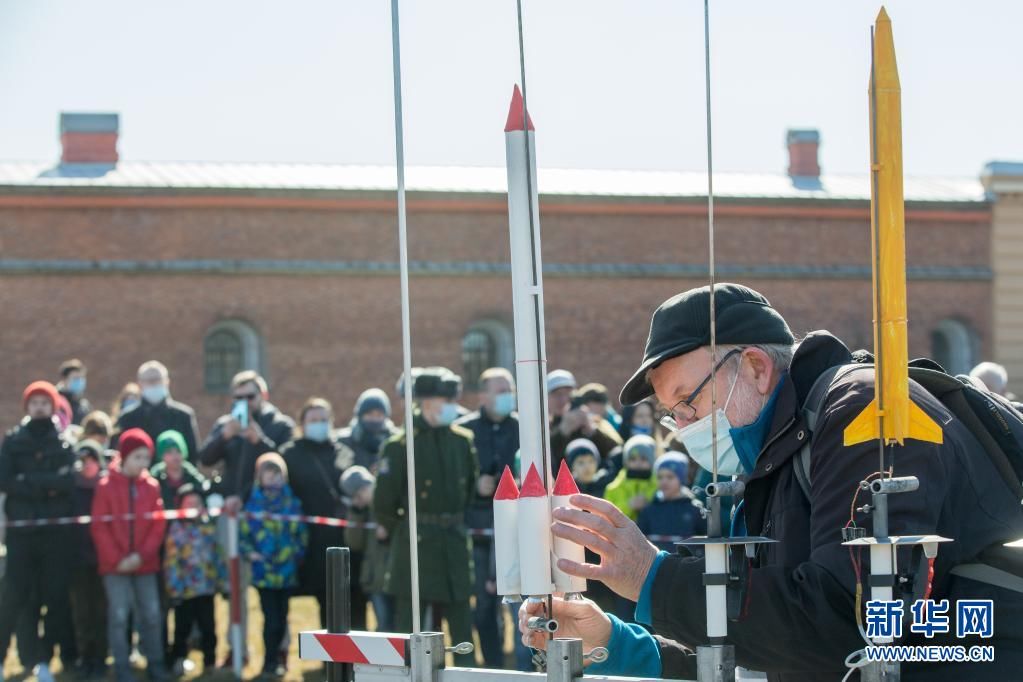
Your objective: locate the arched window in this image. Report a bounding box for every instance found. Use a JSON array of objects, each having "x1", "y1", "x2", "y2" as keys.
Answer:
[
  {"x1": 461, "y1": 320, "x2": 514, "y2": 389},
  {"x1": 930, "y1": 319, "x2": 976, "y2": 376},
  {"x1": 204, "y1": 320, "x2": 264, "y2": 393}
]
